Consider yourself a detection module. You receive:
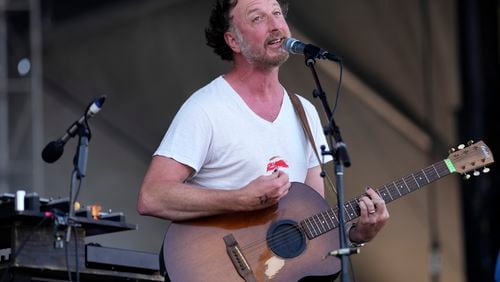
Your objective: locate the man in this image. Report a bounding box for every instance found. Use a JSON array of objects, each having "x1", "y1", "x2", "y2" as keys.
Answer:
[{"x1": 137, "y1": 0, "x2": 389, "y2": 280}]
